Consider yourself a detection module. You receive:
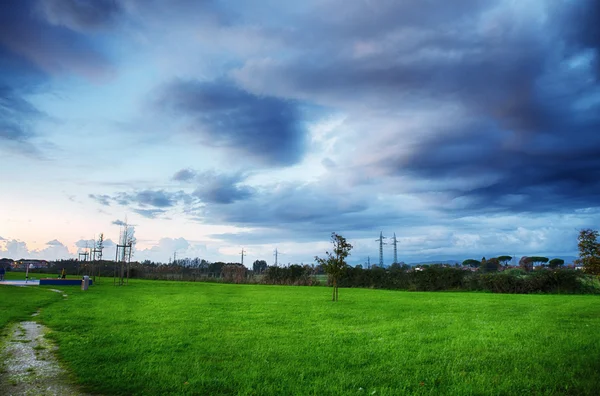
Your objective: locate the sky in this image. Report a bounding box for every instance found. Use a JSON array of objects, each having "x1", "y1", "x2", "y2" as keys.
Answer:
[{"x1": 1, "y1": 0, "x2": 599, "y2": 266}]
